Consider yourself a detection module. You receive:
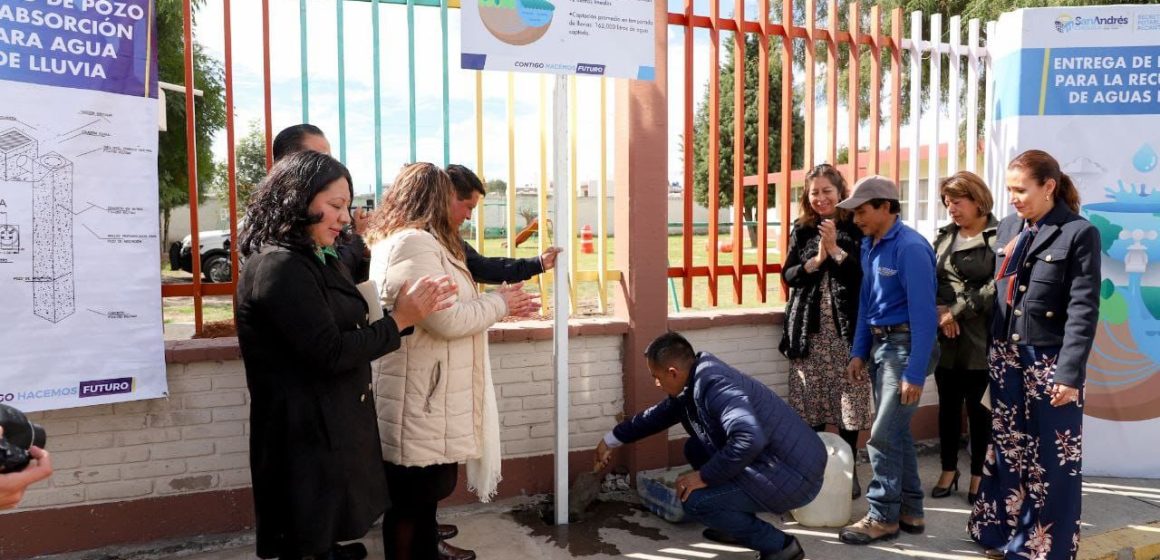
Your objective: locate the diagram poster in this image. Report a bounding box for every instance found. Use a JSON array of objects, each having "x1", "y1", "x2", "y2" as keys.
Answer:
[
  {"x1": 0, "y1": 0, "x2": 166, "y2": 412},
  {"x1": 988, "y1": 5, "x2": 1160, "y2": 477},
  {"x1": 460, "y1": 0, "x2": 655, "y2": 80}
]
